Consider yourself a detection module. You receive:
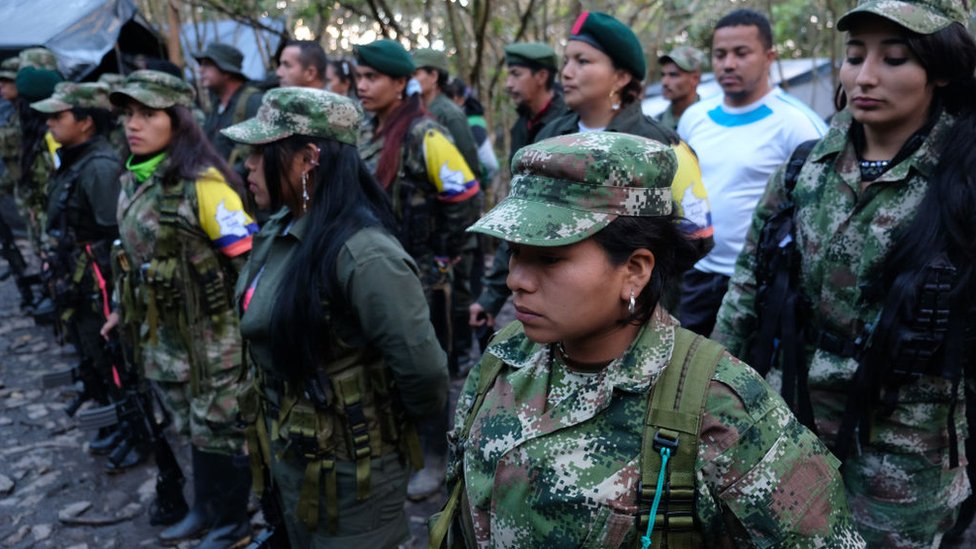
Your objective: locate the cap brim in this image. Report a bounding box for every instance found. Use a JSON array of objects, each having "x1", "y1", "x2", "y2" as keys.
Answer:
[
  {"x1": 837, "y1": 1, "x2": 953, "y2": 34},
  {"x1": 220, "y1": 118, "x2": 291, "y2": 145},
  {"x1": 467, "y1": 195, "x2": 615, "y2": 246},
  {"x1": 109, "y1": 88, "x2": 174, "y2": 109},
  {"x1": 30, "y1": 97, "x2": 70, "y2": 113}
]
